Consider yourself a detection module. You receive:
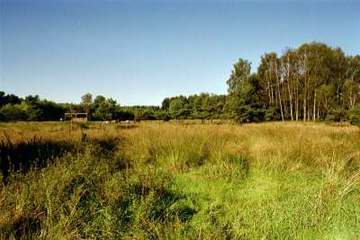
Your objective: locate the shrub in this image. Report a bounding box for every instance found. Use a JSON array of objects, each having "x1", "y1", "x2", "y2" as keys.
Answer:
[
  {"x1": 326, "y1": 107, "x2": 347, "y2": 122},
  {"x1": 264, "y1": 107, "x2": 281, "y2": 121},
  {"x1": 235, "y1": 105, "x2": 265, "y2": 123},
  {"x1": 0, "y1": 104, "x2": 27, "y2": 121},
  {"x1": 347, "y1": 104, "x2": 360, "y2": 126}
]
